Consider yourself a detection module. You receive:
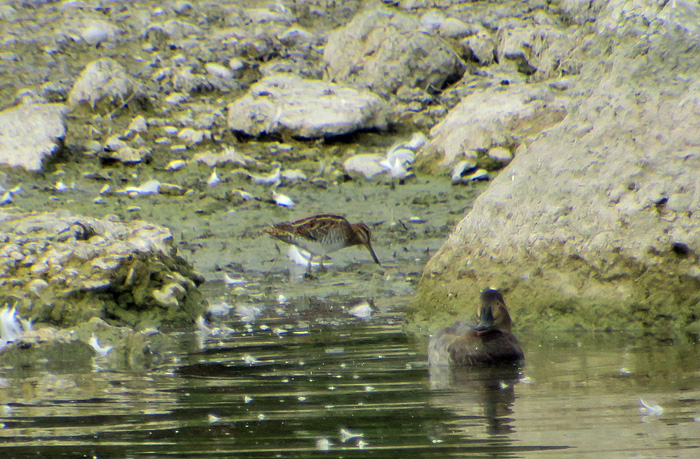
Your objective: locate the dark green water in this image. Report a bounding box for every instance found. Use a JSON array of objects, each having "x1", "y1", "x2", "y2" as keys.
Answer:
[{"x1": 1, "y1": 290, "x2": 699, "y2": 459}]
